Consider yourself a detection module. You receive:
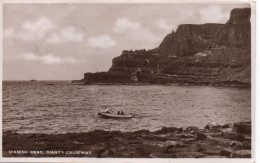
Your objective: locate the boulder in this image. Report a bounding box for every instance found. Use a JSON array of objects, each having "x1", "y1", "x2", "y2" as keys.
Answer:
[
  {"x1": 220, "y1": 148, "x2": 233, "y2": 157},
  {"x1": 233, "y1": 122, "x2": 251, "y2": 134},
  {"x1": 155, "y1": 127, "x2": 180, "y2": 134},
  {"x1": 98, "y1": 148, "x2": 113, "y2": 157},
  {"x1": 186, "y1": 126, "x2": 199, "y2": 132},
  {"x1": 182, "y1": 138, "x2": 196, "y2": 144},
  {"x1": 138, "y1": 143, "x2": 164, "y2": 156},
  {"x1": 149, "y1": 152, "x2": 176, "y2": 158},
  {"x1": 204, "y1": 155, "x2": 228, "y2": 158},
  {"x1": 243, "y1": 141, "x2": 251, "y2": 150},
  {"x1": 222, "y1": 123, "x2": 233, "y2": 128},
  {"x1": 237, "y1": 134, "x2": 246, "y2": 141},
  {"x1": 245, "y1": 136, "x2": 251, "y2": 141},
  {"x1": 230, "y1": 150, "x2": 251, "y2": 158},
  {"x1": 230, "y1": 141, "x2": 243, "y2": 148},
  {"x1": 205, "y1": 132, "x2": 223, "y2": 137},
  {"x1": 205, "y1": 122, "x2": 222, "y2": 131},
  {"x1": 179, "y1": 134, "x2": 194, "y2": 138},
  {"x1": 204, "y1": 149, "x2": 221, "y2": 155},
  {"x1": 221, "y1": 132, "x2": 245, "y2": 141},
  {"x1": 196, "y1": 132, "x2": 207, "y2": 140},
  {"x1": 174, "y1": 152, "x2": 205, "y2": 158},
  {"x1": 164, "y1": 140, "x2": 183, "y2": 147}
]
